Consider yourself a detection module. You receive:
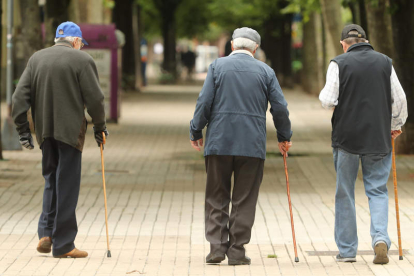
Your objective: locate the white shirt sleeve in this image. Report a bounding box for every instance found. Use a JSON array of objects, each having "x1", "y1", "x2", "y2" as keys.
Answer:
[
  {"x1": 319, "y1": 62, "x2": 339, "y2": 109},
  {"x1": 390, "y1": 66, "x2": 408, "y2": 130}
]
